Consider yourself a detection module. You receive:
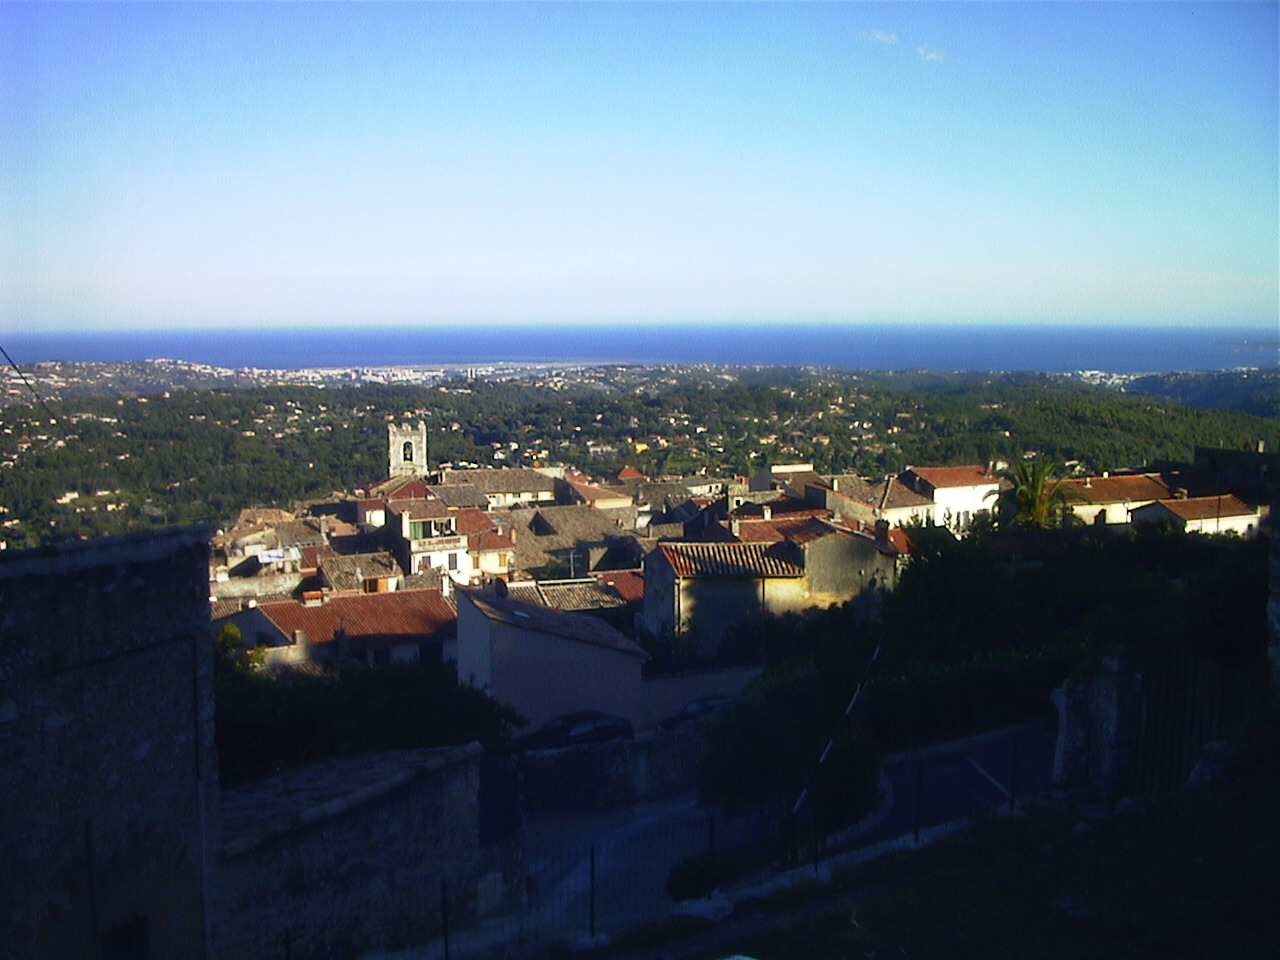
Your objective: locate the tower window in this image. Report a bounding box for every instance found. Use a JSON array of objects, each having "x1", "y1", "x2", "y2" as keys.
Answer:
[{"x1": 403, "y1": 441, "x2": 414, "y2": 463}]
